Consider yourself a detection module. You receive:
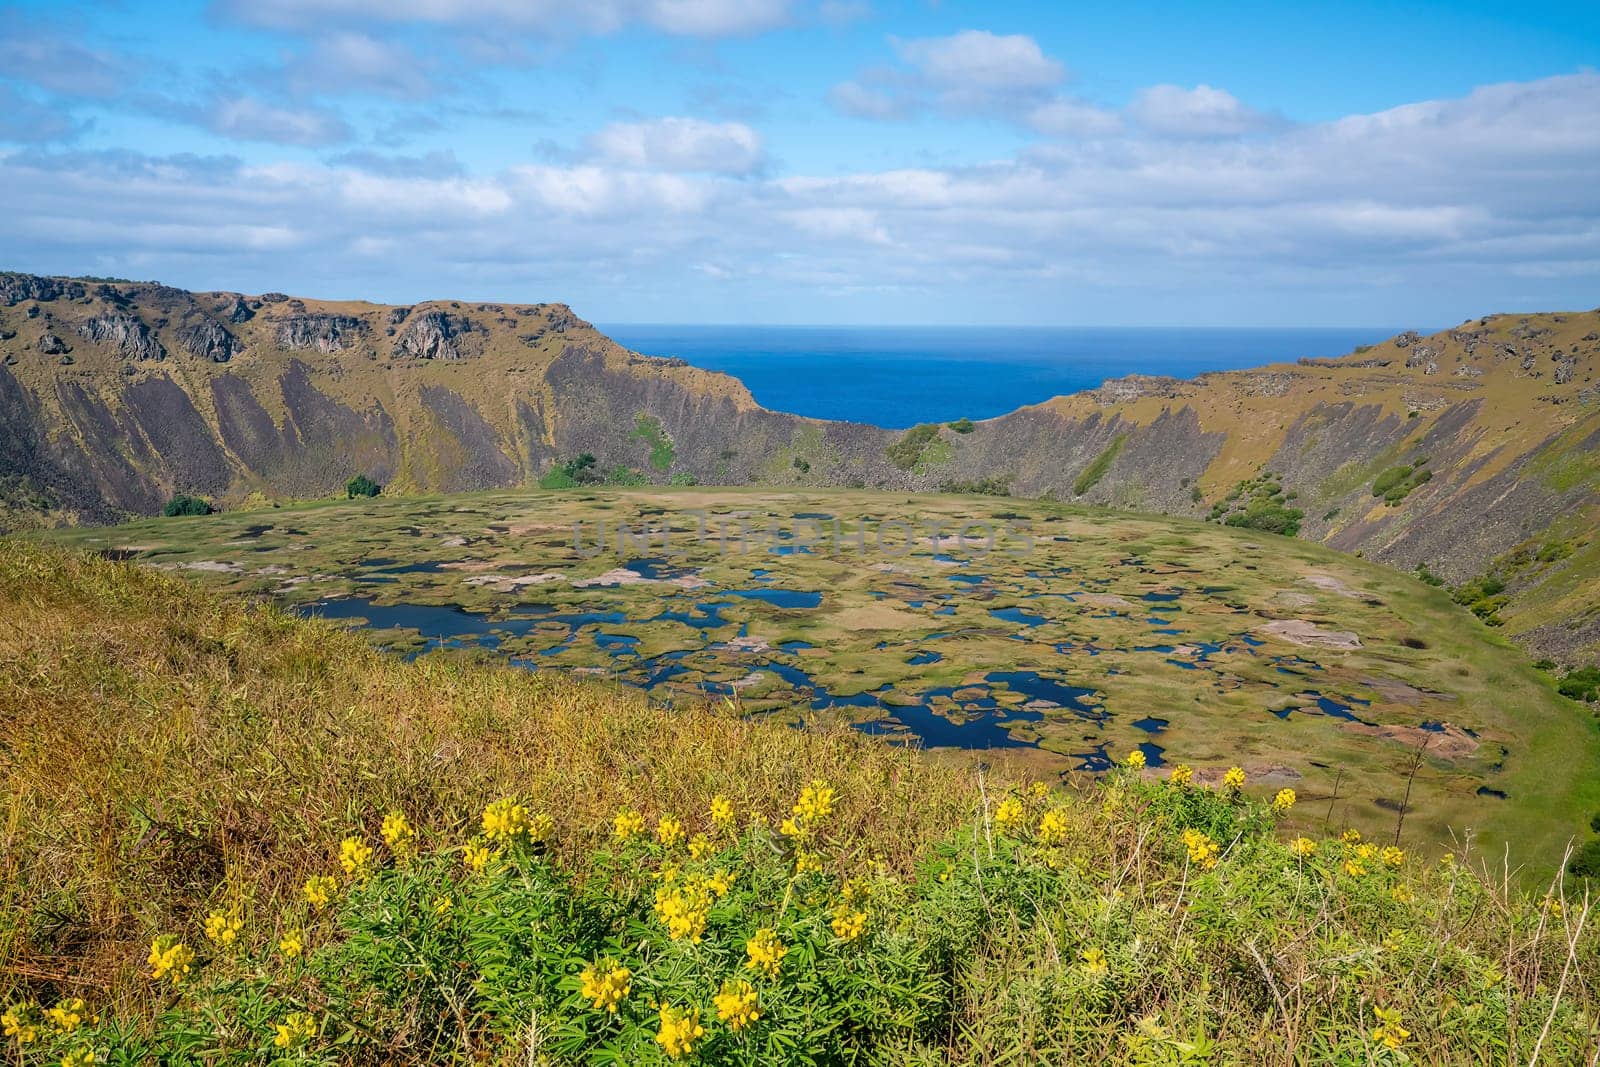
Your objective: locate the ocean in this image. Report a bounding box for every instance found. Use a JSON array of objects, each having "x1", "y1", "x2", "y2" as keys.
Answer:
[{"x1": 599, "y1": 324, "x2": 1404, "y2": 429}]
